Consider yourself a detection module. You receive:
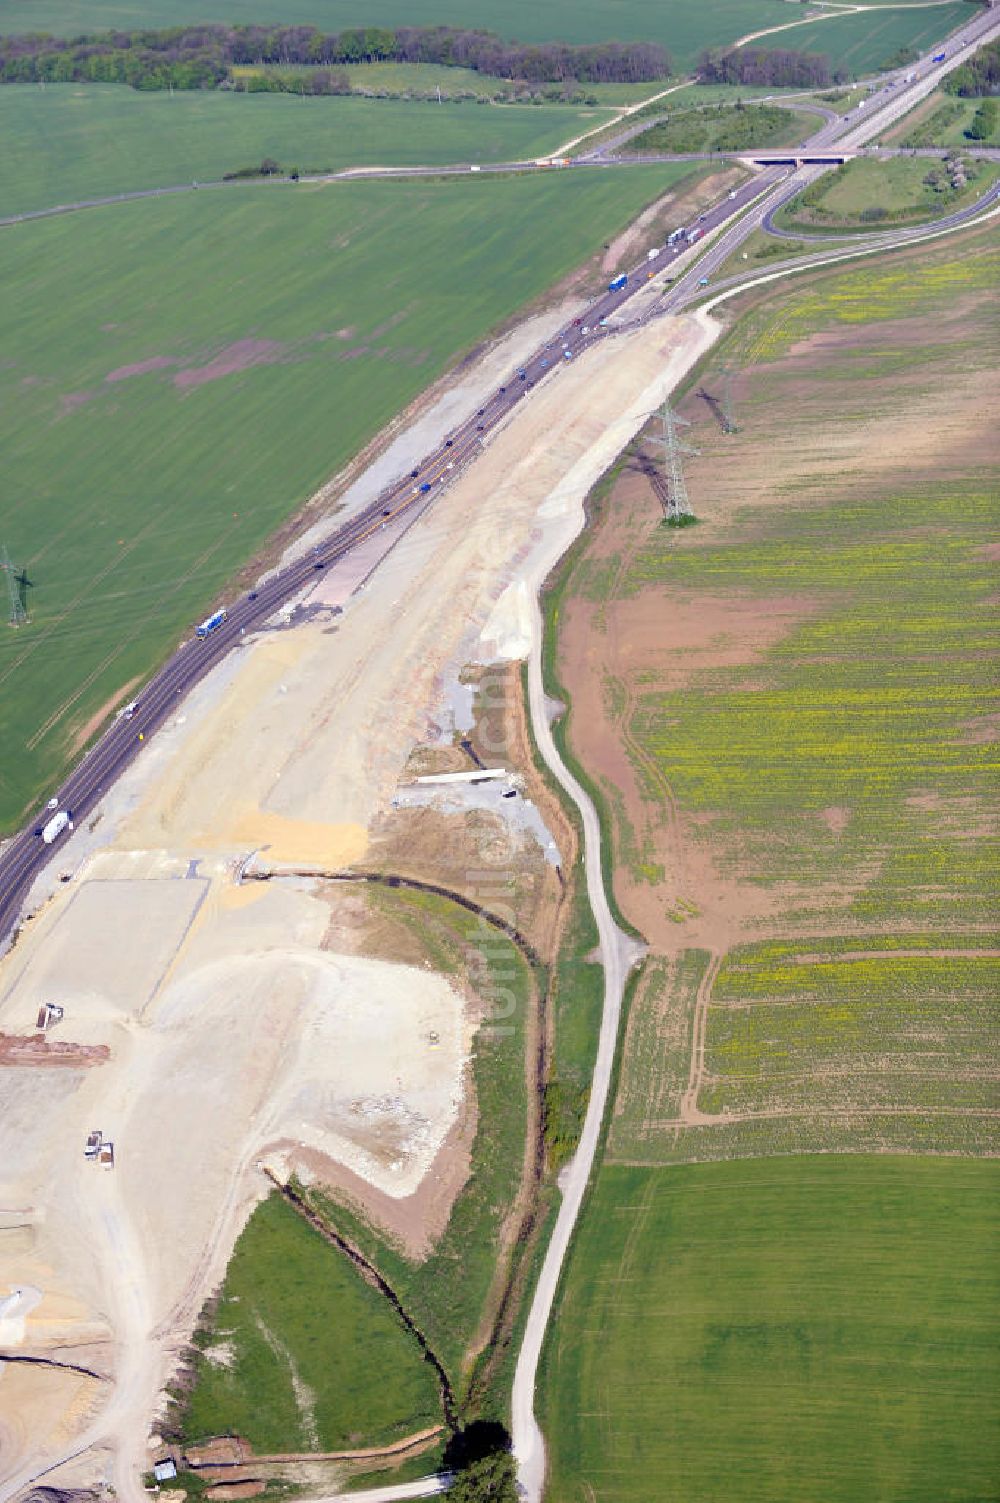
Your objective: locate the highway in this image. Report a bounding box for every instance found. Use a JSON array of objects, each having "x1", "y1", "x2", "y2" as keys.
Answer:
[
  {"x1": 0, "y1": 159, "x2": 787, "y2": 952},
  {"x1": 0, "y1": 15, "x2": 998, "y2": 1503},
  {"x1": 1, "y1": 4, "x2": 997, "y2": 956}
]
